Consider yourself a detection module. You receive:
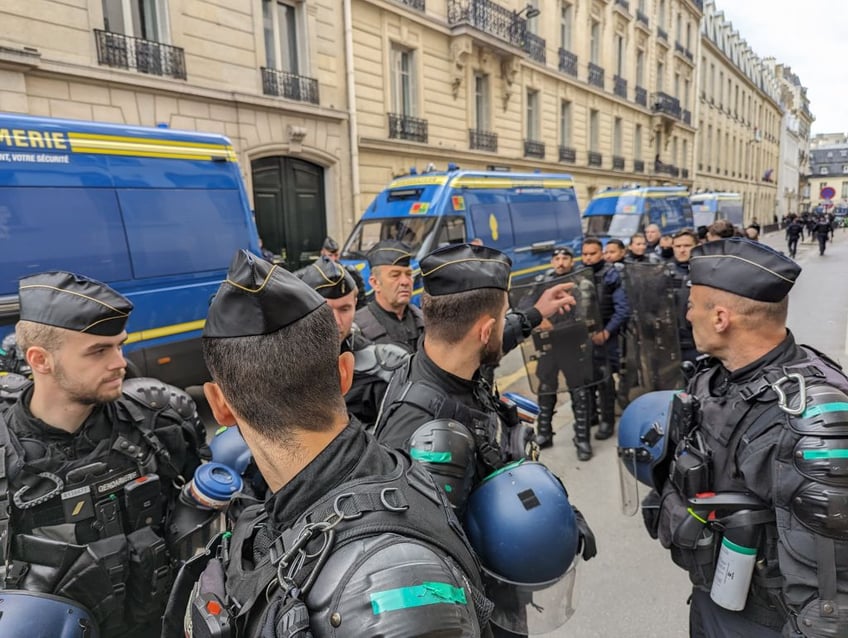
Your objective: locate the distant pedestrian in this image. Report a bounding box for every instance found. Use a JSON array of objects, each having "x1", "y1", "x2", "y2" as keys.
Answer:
[
  {"x1": 785, "y1": 215, "x2": 803, "y2": 258},
  {"x1": 814, "y1": 216, "x2": 832, "y2": 255}
]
